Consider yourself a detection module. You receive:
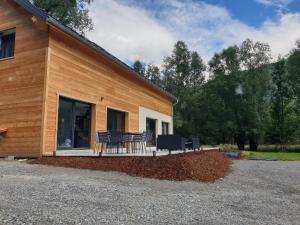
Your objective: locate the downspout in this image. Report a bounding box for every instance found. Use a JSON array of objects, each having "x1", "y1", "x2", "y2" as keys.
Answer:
[{"x1": 171, "y1": 98, "x2": 179, "y2": 134}]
